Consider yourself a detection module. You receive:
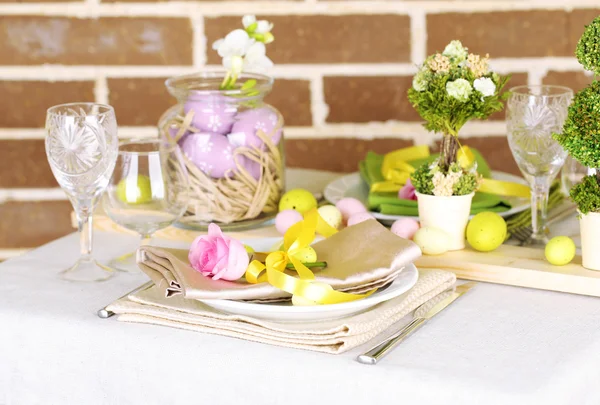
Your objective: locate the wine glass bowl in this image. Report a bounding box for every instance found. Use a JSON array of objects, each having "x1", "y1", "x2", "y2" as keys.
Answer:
[
  {"x1": 102, "y1": 138, "x2": 189, "y2": 272},
  {"x1": 45, "y1": 103, "x2": 119, "y2": 282},
  {"x1": 507, "y1": 85, "x2": 573, "y2": 245}
]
